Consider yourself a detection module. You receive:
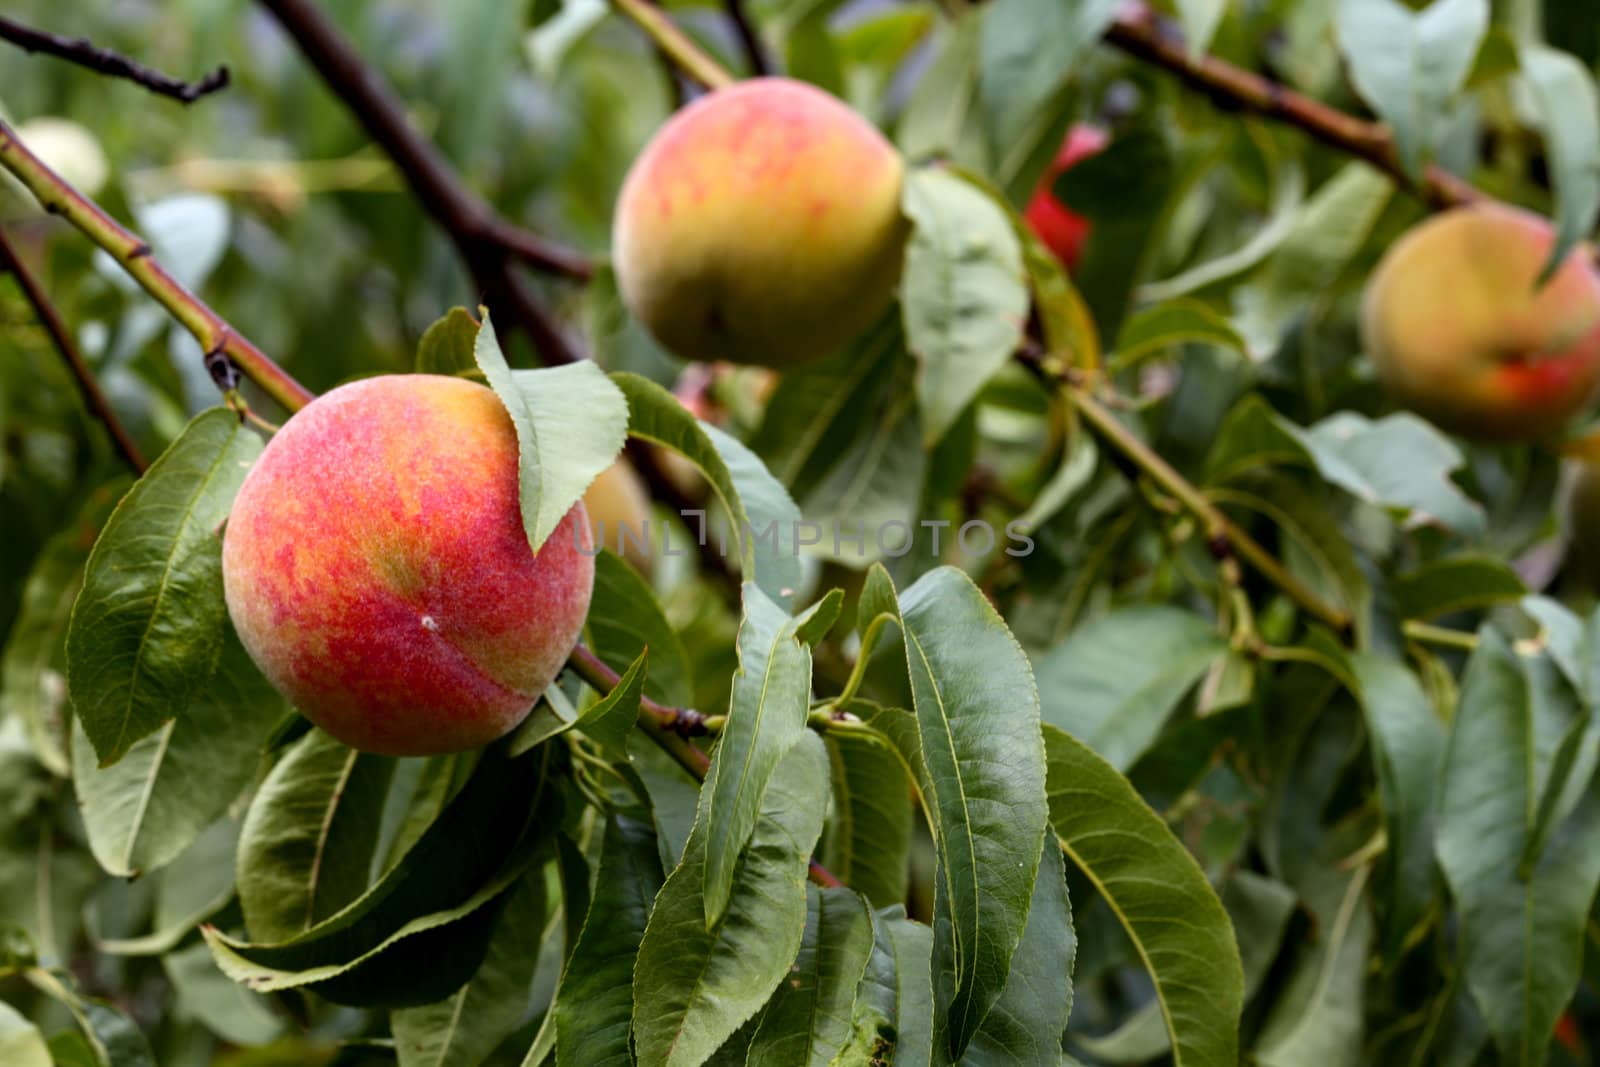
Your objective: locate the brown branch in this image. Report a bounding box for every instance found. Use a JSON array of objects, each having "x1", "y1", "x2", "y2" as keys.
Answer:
[
  {"x1": 257, "y1": 0, "x2": 591, "y2": 378},
  {"x1": 612, "y1": 0, "x2": 736, "y2": 90},
  {"x1": 0, "y1": 121, "x2": 316, "y2": 414},
  {"x1": 566, "y1": 644, "x2": 844, "y2": 889},
  {"x1": 0, "y1": 227, "x2": 147, "y2": 472},
  {"x1": 721, "y1": 0, "x2": 773, "y2": 77},
  {"x1": 0, "y1": 16, "x2": 229, "y2": 105},
  {"x1": 1104, "y1": 8, "x2": 1485, "y2": 211}
]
